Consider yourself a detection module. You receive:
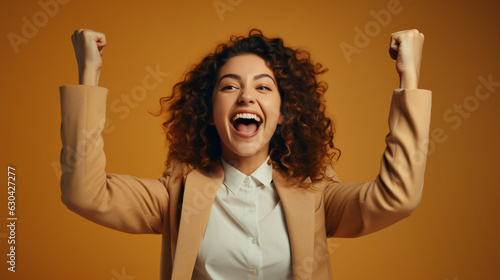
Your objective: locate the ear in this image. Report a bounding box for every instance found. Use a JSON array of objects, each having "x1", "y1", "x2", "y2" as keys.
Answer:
[
  {"x1": 208, "y1": 115, "x2": 214, "y2": 125},
  {"x1": 278, "y1": 113, "x2": 284, "y2": 125}
]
